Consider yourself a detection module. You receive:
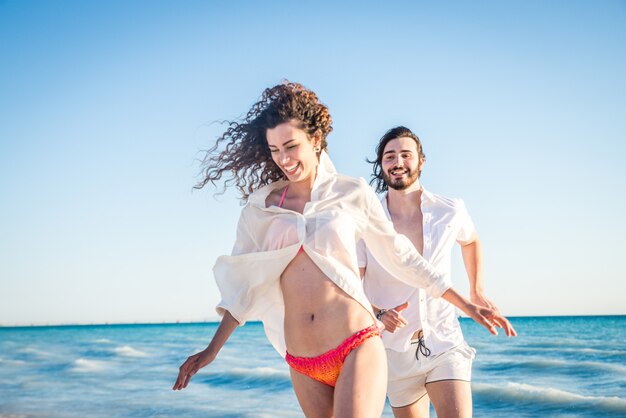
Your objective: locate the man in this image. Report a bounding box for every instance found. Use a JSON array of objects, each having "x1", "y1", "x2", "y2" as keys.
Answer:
[{"x1": 358, "y1": 126, "x2": 516, "y2": 418}]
